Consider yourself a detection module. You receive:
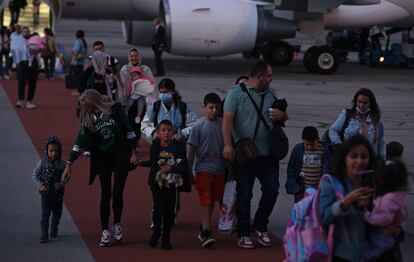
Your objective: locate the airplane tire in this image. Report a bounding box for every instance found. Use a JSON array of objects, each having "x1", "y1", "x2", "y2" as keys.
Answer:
[
  {"x1": 303, "y1": 46, "x2": 318, "y2": 73},
  {"x1": 310, "y1": 46, "x2": 340, "y2": 74},
  {"x1": 264, "y1": 41, "x2": 293, "y2": 66}
]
